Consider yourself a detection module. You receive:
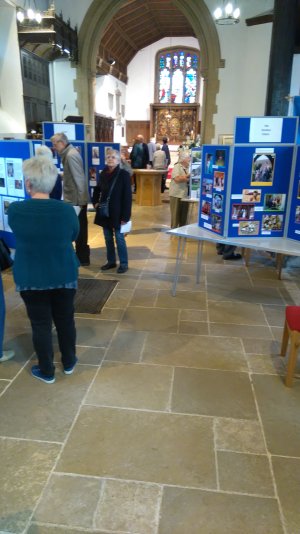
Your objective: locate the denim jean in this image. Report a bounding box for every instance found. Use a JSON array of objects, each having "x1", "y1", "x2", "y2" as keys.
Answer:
[
  {"x1": 0, "y1": 272, "x2": 5, "y2": 358},
  {"x1": 21, "y1": 288, "x2": 76, "y2": 377},
  {"x1": 103, "y1": 227, "x2": 128, "y2": 267}
]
